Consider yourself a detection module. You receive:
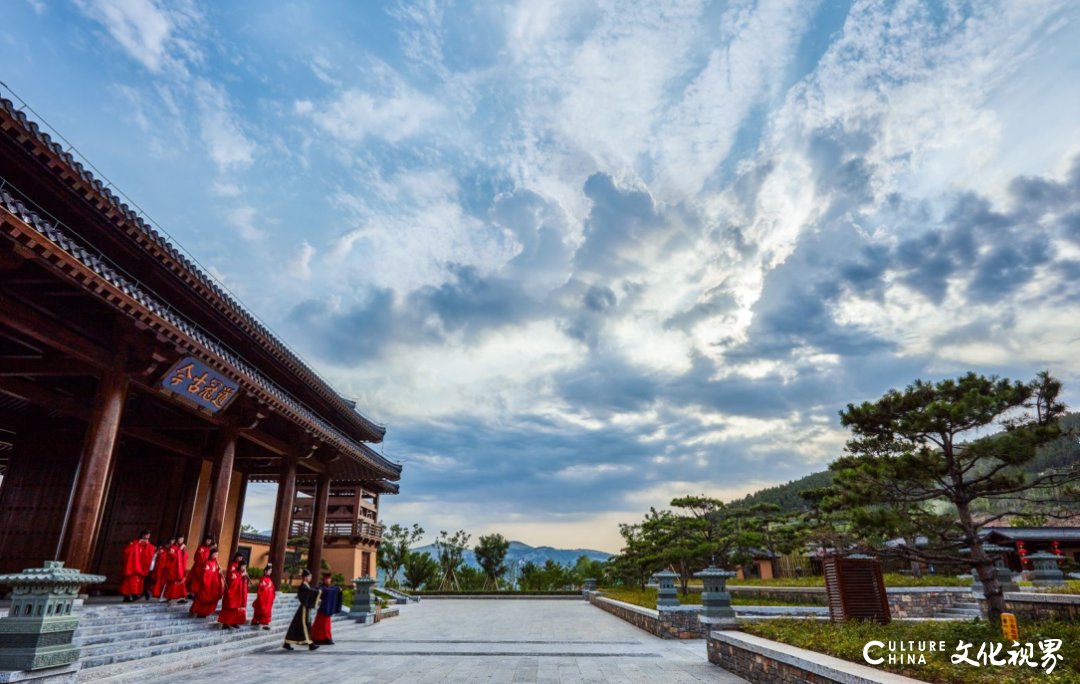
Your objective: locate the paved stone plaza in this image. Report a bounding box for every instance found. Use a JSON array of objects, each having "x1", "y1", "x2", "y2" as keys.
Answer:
[{"x1": 147, "y1": 600, "x2": 746, "y2": 683}]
